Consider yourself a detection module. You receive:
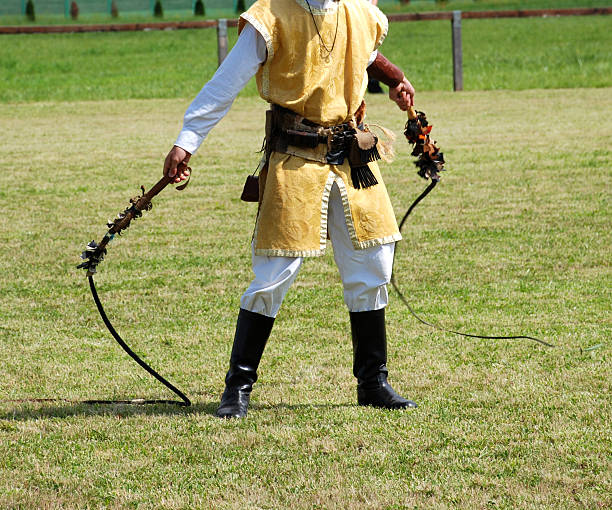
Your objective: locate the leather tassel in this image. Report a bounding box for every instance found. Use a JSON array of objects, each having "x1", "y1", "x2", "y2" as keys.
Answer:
[
  {"x1": 351, "y1": 165, "x2": 379, "y2": 189},
  {"x1": 361, "y1": 144, "x2": 380, "y2": 163},
  {"x1": 349, "y1": 129, "x2": 380, "y2": 189}
]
